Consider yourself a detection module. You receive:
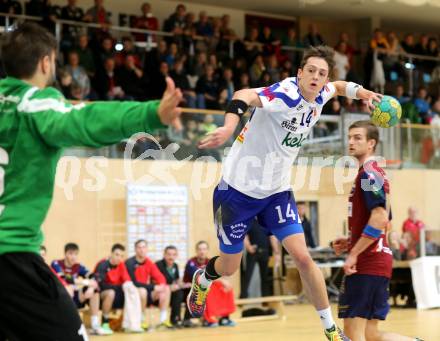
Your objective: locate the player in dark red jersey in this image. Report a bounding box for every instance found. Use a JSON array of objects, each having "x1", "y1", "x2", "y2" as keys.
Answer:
[{"x1": 332, "y1": 121, "x2": 422, "y2": 341}]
